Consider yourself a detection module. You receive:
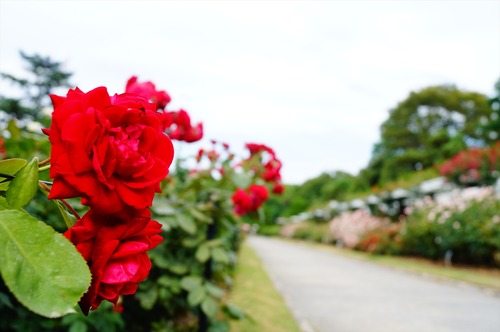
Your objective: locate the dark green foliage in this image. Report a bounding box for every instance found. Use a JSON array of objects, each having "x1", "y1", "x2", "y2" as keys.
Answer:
[
  {"x1": 401, "y1": 198, "x2": 500, "y2": 266},
  {"x1": 1, "y1": 51, "x2": 72, "y2": 122},
  {"x1": 257, "y1": 224, "x2": 282, "y2": 237},
  {"x1": 483, "y1": 77, "x2": 500, "y2": 140},
  {"x1": 375, "y1": 85, "x2": 492, "y2": 184},
  {"x1": 0, "y1": 277, "x2": 124, "y2": 332},
  {"x1": 122, "y1": 163, "x2": 245, "y2": 331}
]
